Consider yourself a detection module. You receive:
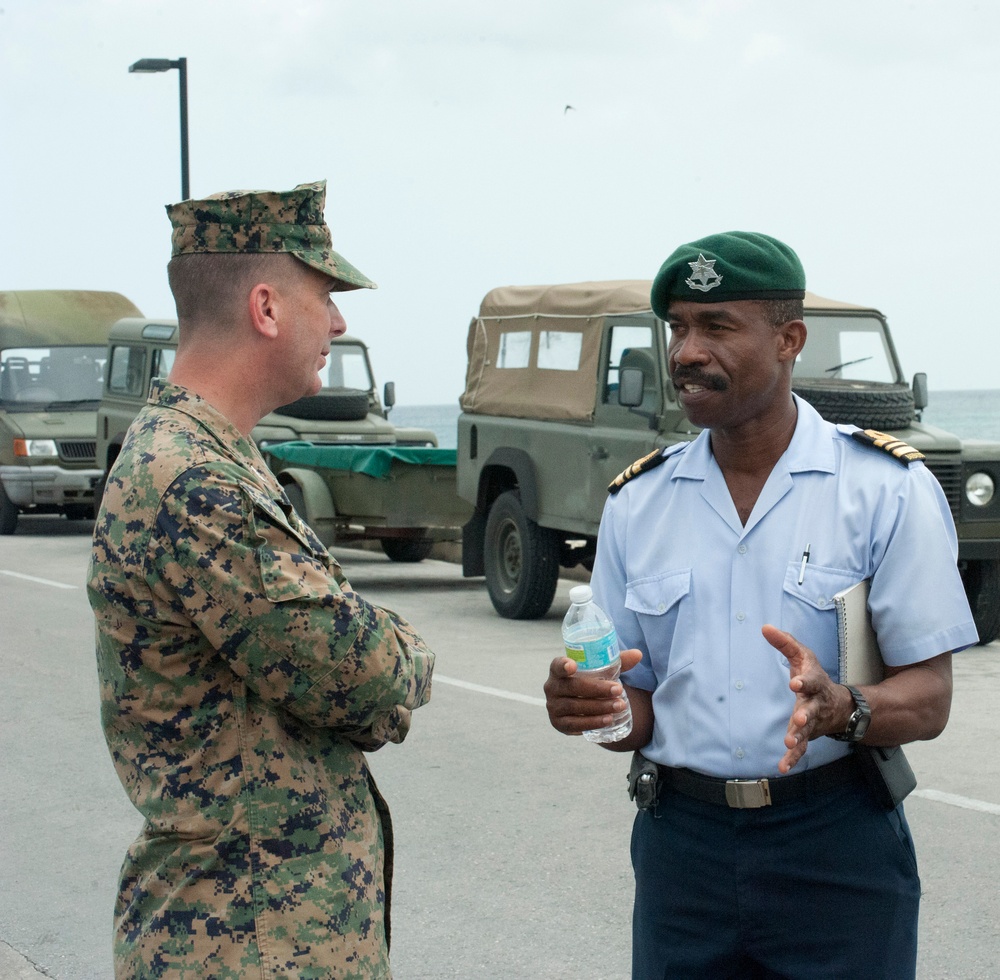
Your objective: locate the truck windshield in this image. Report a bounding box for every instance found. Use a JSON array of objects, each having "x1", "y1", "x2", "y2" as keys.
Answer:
[
  {"x1": 795, "y1": 315, "x2": 899, "y2": 384},
  {"x1": 321, "y1": 342, "x2": 373, "y2": 390},
  {"x1": 0, "y1": 345, "x2": 107, "y2": 411}
]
